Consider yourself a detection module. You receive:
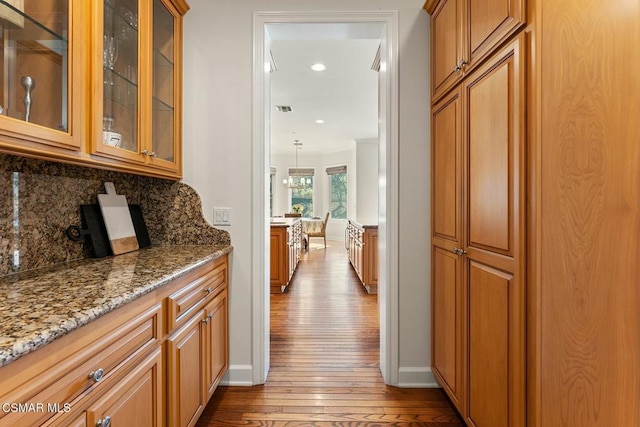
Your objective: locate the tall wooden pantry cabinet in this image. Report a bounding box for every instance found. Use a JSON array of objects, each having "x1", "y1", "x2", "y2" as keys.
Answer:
[{"x1": 425, "y1": 1, "x2": 640, "y2": 426}]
